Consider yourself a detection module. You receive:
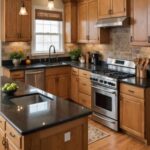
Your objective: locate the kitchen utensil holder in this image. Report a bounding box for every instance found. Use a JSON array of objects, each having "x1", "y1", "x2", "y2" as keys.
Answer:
[{"x1": 140, "y1": 70, "x2": 147, "y2": 78}]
